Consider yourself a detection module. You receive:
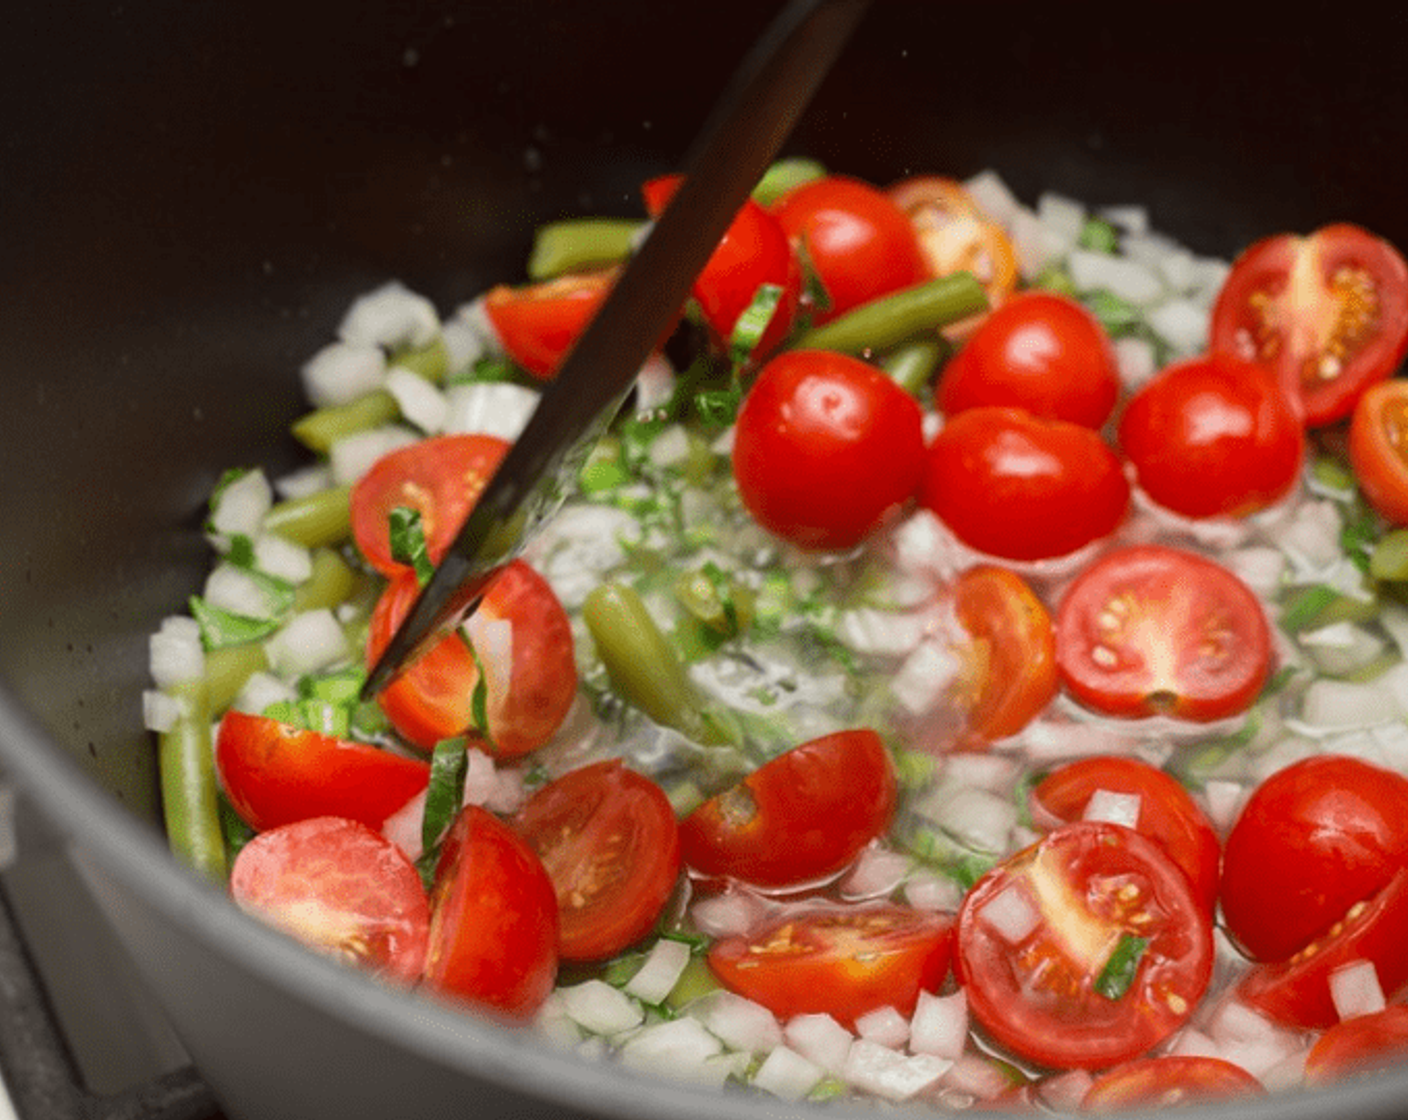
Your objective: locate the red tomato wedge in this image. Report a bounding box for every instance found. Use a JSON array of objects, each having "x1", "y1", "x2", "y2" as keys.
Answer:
[
  {"x1": 349, "y1": 433, "x2": 509, "y2": 577},
  {"x1": 1080, "y1": 1056, "x2": 1264, "y2": 1111},
  {"x1": 216, "y1": 710, "x2": 431, "y2": 832},
  {"x1": 513, "y1": 760, "x2": 681, "y2": 962},
  {"x1": 954, "y1": 821, "x2": 1213, "y2": 1071},
  {"x1": 366, "y1": 560, "x2": 576, "y2": 756},
  {"x1": 679, "y1": 728, "x2": 896, "y2": 889},
  {"x1": 1030, "y1": 756, "x2": 1220, "y2": 914},
  {"x1": 230, "y1": 816, "x2": 430, "y2": 985},
  {"x1": 483, "y1": 269, "x2": 614, "y2": 380},
  {"x1": 1305, "y1": 1004, "x2": 1408, "y2": 1086},
  {"x1": 1209, "y1": 223, "x2": 1408, "y2": 426},
  {"x1": 1054, "y1": 545, "x2": 1273, "y2": 722},
  {"x1": 707, "y1": 904, "x2": 954, "y2": 1030},
  {"x1": 1350, "y1": 378, "x2": 1408, "y2": 526},
  {"x1": 424, "y1": 805, "x2": 558, "y2": 1019}
]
